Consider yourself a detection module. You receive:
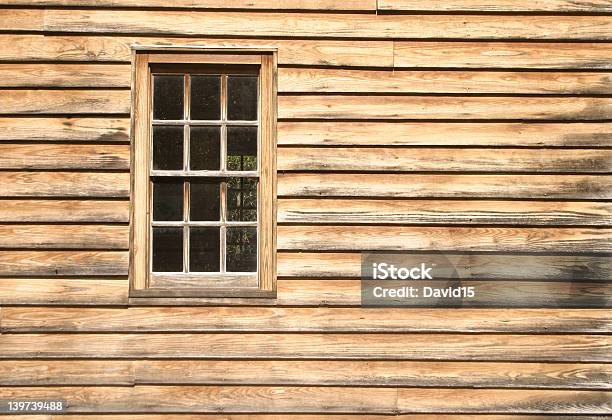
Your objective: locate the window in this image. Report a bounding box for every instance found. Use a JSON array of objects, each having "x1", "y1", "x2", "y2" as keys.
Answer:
[{"x1": 130, "y1": 48, "x2": 277, "y2": 298}]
